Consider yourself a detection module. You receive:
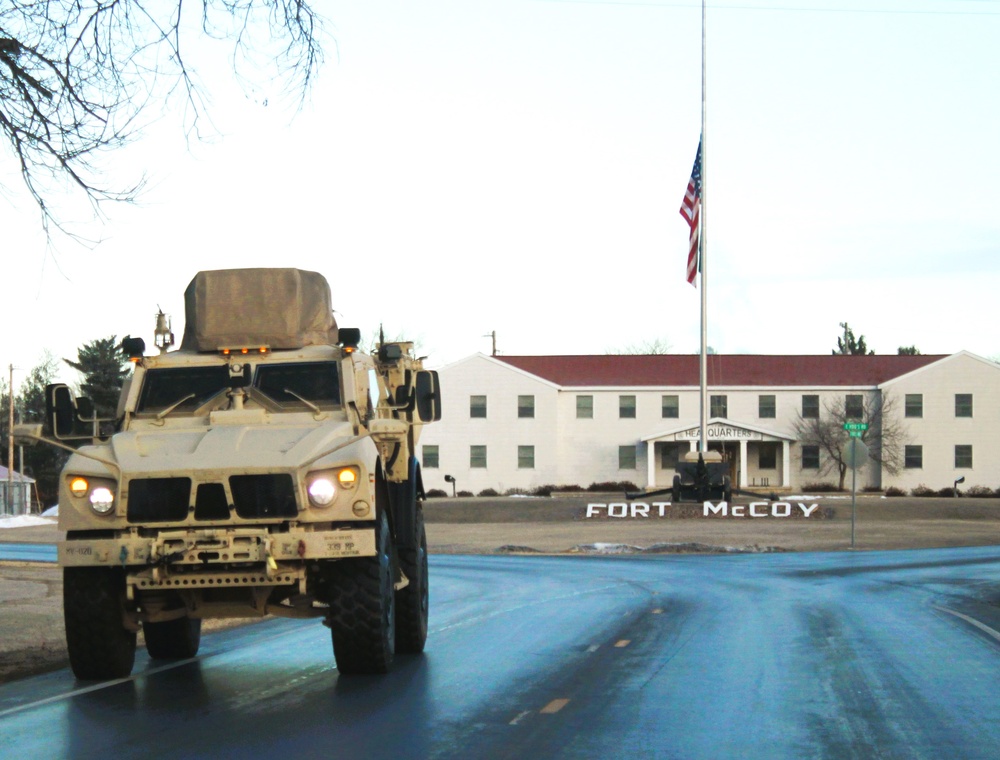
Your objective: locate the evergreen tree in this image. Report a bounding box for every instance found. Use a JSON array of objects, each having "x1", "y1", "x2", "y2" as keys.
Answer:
[
  {"x1": 834, "y1": 323, "x2": 874, "y2": 355},
  {"x1": 64, "y1": 336, "x2": 130, "y2": 417},
  {"x1": 10, "y1": 354, "x2": 68, "y2": 507},
  {"x1": 897, "y1": 345, "x2": 921, "y2": 355}
]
